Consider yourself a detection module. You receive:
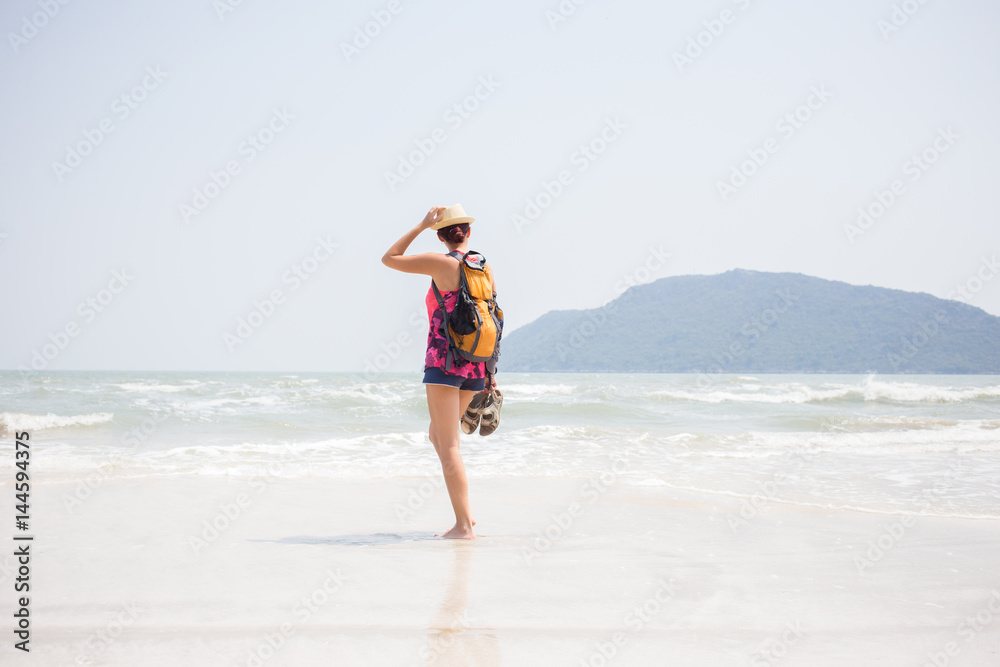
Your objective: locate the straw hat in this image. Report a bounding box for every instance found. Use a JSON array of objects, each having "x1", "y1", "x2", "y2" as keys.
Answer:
[{"x1": 431, "y1": 204, "x2": 475, "y2": 230}]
